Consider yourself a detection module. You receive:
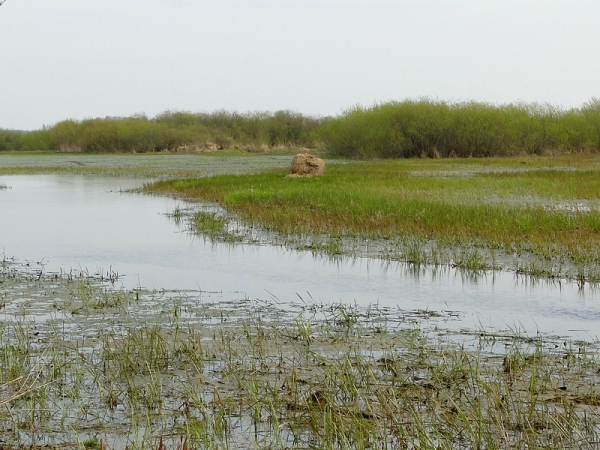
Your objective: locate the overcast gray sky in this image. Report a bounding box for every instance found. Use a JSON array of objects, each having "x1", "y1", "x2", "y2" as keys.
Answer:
[{"x1": 1, "y1": 1, "x2": 599, "y2": 130}]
